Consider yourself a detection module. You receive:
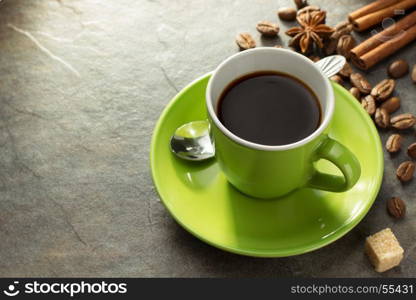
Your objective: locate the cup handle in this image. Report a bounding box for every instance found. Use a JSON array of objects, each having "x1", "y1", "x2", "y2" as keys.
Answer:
[{"x1": 307, "y1": 136, "x2": 361, "y2": 192}]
